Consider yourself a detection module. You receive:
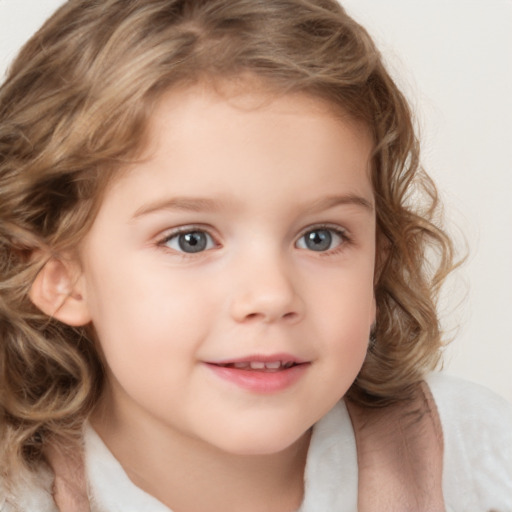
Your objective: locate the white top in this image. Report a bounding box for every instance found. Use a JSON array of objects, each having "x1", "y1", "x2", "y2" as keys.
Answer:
[{"x1": 2, "y1": 373, "x2": 512, "y2": 511}]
